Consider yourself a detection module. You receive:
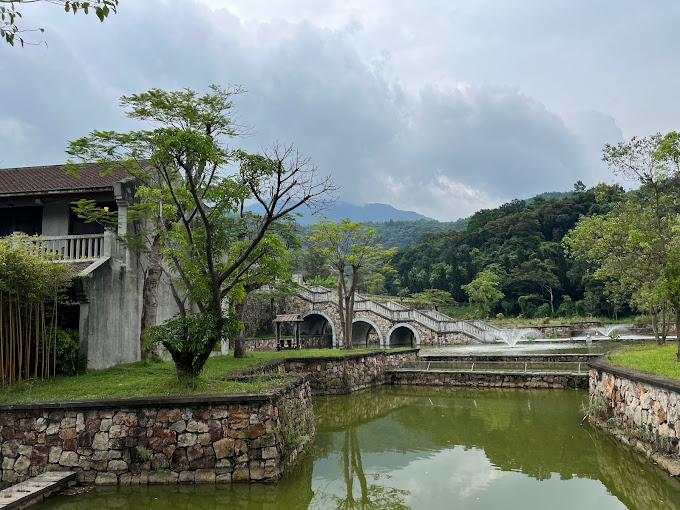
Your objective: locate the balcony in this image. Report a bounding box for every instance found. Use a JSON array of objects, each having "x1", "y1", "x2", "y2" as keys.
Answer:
[{"x1": 32, "y1": 234, "x2": 107, "y2": 262}]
